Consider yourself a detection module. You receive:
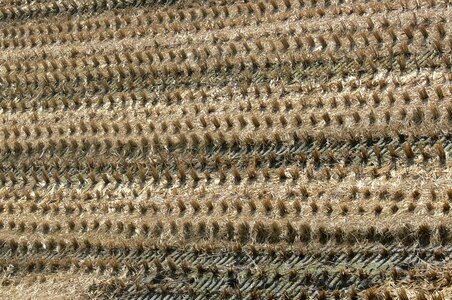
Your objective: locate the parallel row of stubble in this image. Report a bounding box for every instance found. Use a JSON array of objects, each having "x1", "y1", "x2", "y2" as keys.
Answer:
[{"x1": 0, "y1": 0, "x2": 451, "y2": 299}]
